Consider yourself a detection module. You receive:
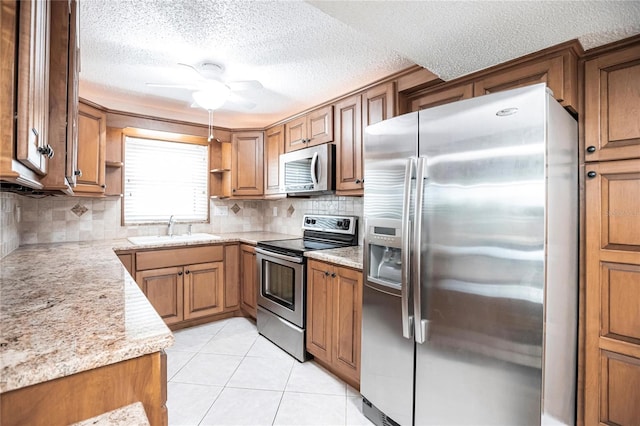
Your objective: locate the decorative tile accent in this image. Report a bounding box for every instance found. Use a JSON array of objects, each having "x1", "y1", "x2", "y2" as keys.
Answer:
[
  {"x1": 70, "y1": 203, "x2": 88, "y2": 217},
  {"x1": 230, "y1": 203, "x2": 241, "y2": 215},
  {"x1": 287, "y1": 205, "x2": 295, "y2": 217}
]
